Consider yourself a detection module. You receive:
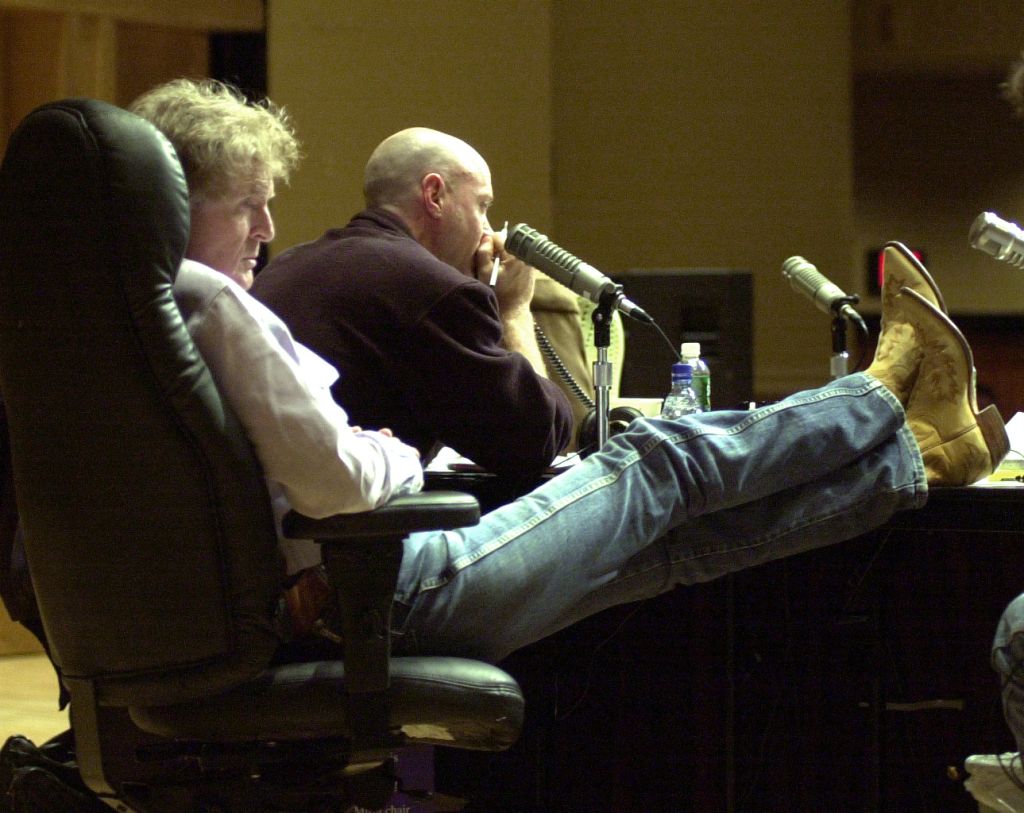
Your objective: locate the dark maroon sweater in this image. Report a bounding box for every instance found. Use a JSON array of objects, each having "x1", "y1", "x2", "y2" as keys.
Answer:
[{"x1": 252, "y1": 208, "x2": 572, "y2": 479}]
